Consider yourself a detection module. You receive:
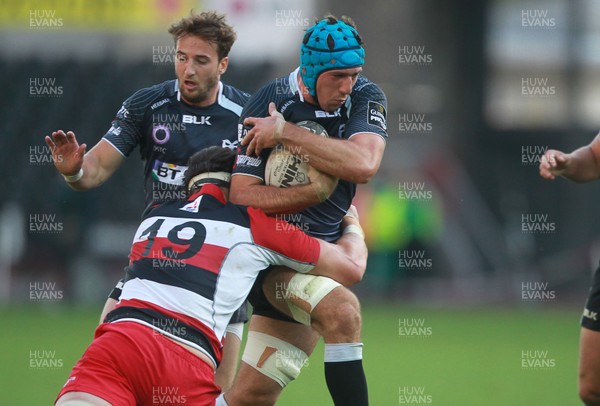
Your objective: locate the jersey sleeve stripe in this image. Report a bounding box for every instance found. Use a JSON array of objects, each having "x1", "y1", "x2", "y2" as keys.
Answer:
[
  {"x1": 231, "y1": 172, "x2": 265, "y2": 181},
  {"x1": 347, "y1": 131, "x2": 388, "y2": 143}
]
